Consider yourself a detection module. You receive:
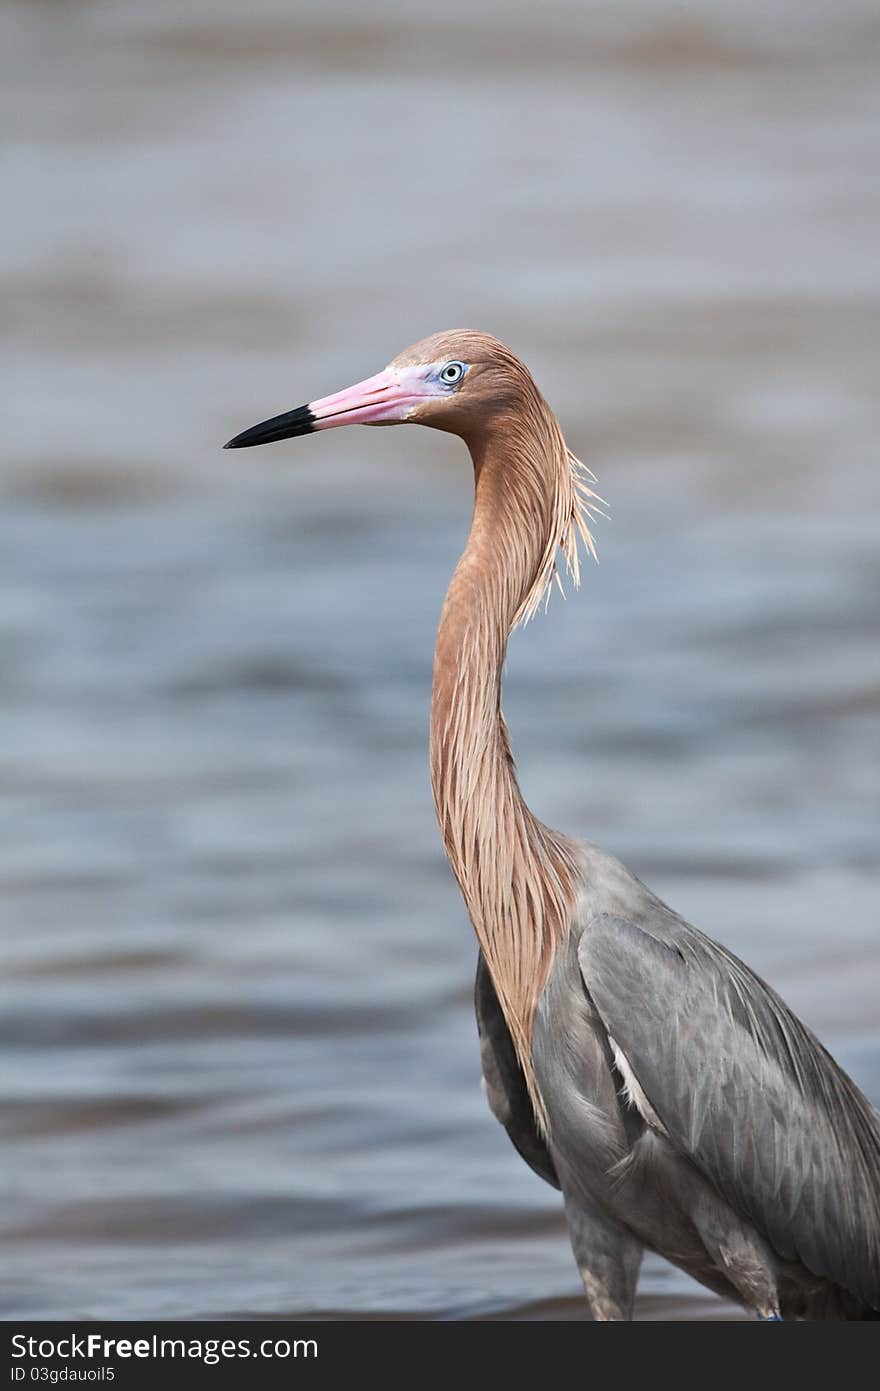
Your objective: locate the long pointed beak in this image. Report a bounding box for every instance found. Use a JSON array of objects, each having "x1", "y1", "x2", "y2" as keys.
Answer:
[{"x1": 224, "y1": 366, "x2": 430, "y2": 450}]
